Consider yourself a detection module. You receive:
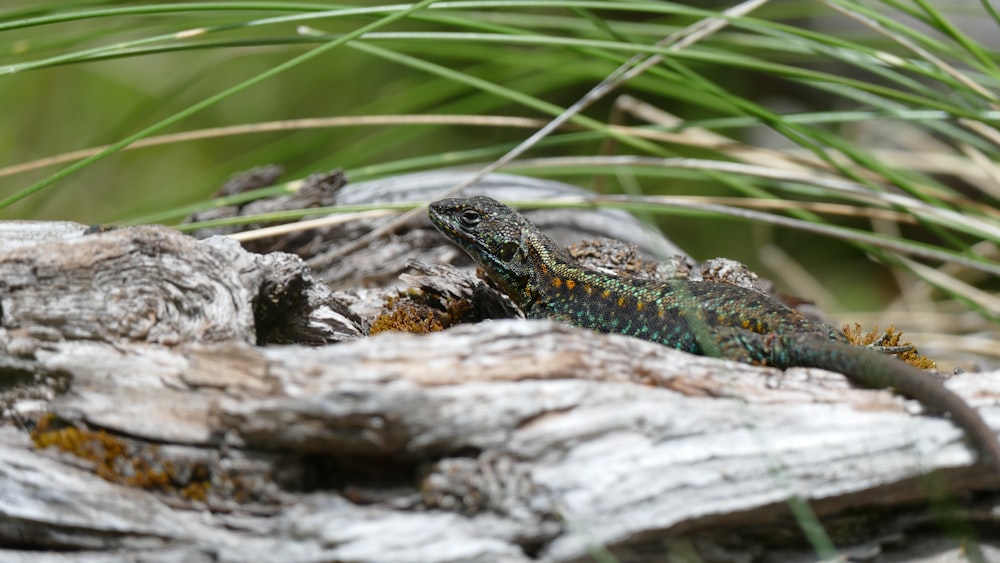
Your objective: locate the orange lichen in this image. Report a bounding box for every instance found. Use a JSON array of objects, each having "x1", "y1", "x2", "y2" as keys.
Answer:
[
  {"x1": 842, "y1": 323, "x2": 936, "y2": 369},
  {"x1": 31, "y1": 414, "x2": 212, "y2": 500},
  {"x1": 370, "y1": 293, "x2": 473, "y2": 336},
  {"x1": 370, "y1": 295, "x2": 446, "y2": 336}
]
